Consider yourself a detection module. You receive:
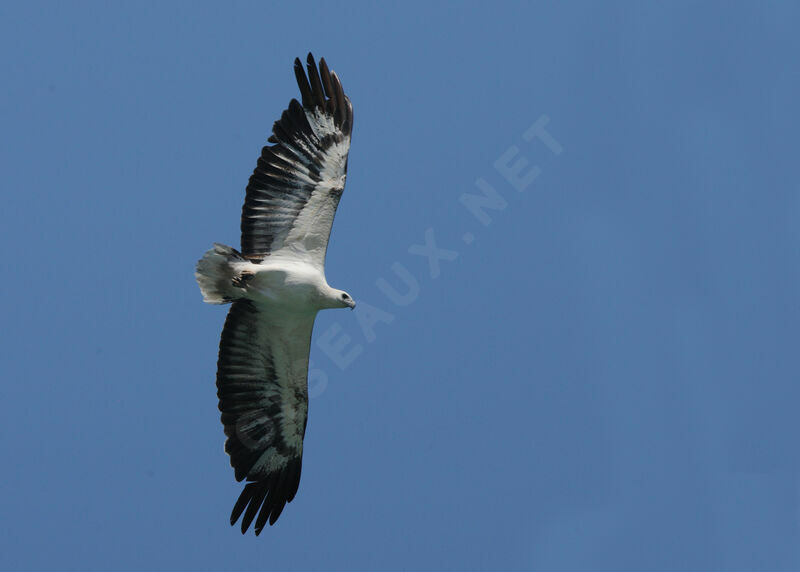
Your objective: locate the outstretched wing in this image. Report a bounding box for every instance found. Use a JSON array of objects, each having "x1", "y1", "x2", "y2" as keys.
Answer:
[
  {"x1": 216, "y1": 299, "x2": 315, "y2": 534},
  {"x1": 241, "y1": 53, "x2": 353, "y2": 270}
]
